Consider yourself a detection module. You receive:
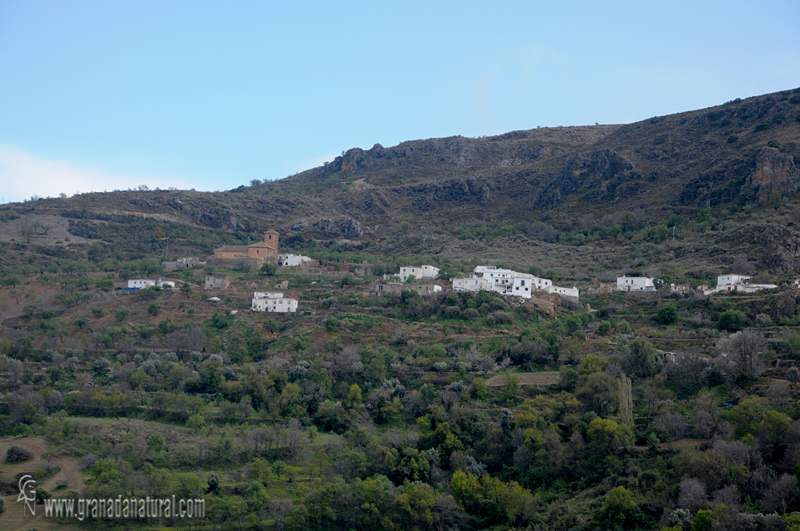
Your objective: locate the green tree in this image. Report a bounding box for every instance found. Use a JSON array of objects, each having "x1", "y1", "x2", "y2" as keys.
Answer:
[
  {"x1": 598, "y1": 486, "x2": 640, "y2": 528},
  {"x1": 718, "y1": 309, "x2": 746, "y2": 332},
  {"x1": 587, "y1": 417, "x2": 634, "y2": 452},
  {"x1": 115, "y1": 308, "x2": 130, "y2": 322},
  {"x1": 259, "y1": 262, "x2": 277, "y2": 276},
  {"x1": 657, "y1": 302, "x2": 679, "y2": 325},
  {"x1": 624, "y1": 337, "x2": 659, "y2": 378},
  {"x1": 148, "y1": 302, "x2": 160, "y2": 316}
]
